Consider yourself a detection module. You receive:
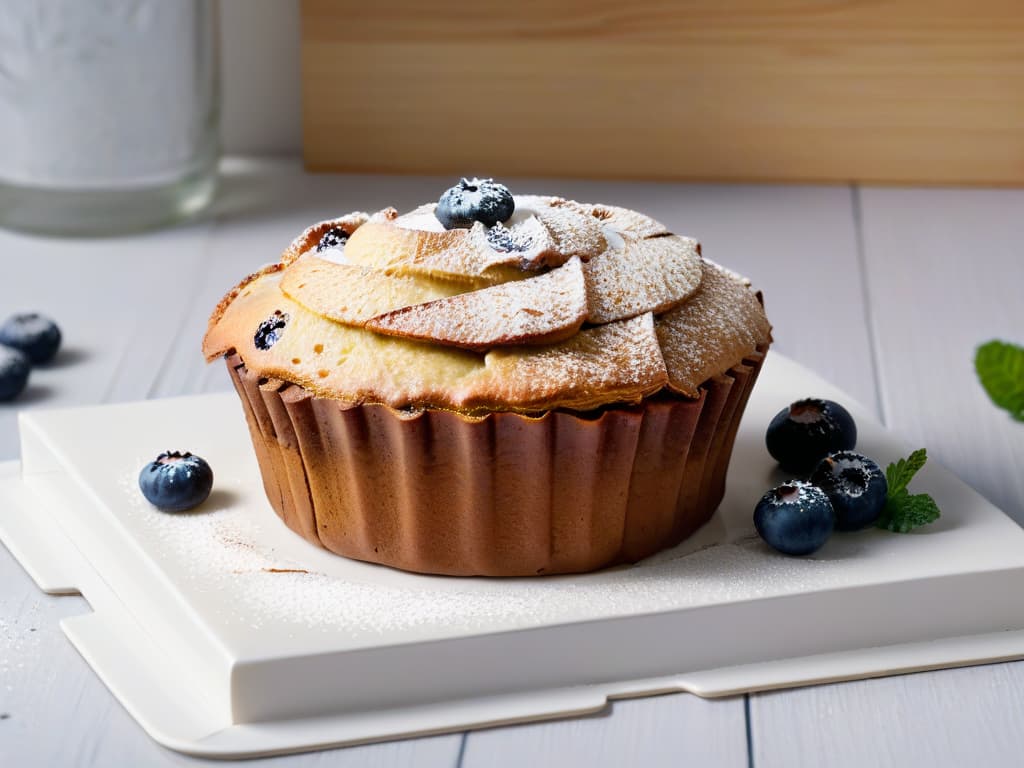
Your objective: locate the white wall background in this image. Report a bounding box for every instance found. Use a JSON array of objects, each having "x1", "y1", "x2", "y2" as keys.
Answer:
[{"x1": 220, "y1": 0, "x2": 302, "y2": 155}]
